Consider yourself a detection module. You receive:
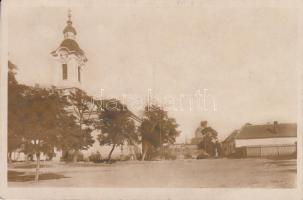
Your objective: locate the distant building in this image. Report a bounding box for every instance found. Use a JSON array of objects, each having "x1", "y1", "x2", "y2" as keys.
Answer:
[
  {"x1": 222, "y1": 121, "x2": 297, "y2": 158},
  {"x1": 168, "y1": 143, "x2": 199, "y2": 159}
]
